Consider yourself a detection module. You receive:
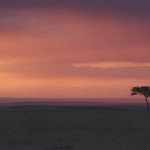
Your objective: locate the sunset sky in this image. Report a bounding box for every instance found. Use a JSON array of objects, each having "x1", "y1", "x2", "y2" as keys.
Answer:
[{"x1": 0, "y1": 0, "x2": 150, "y2": 98}]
